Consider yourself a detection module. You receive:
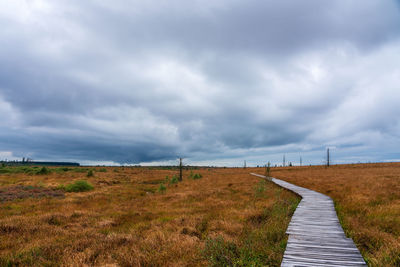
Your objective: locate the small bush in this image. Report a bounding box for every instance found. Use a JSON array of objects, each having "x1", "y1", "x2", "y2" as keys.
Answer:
[
  {"x1": 98, "y1": 168, "x2": 107, "y2": 172},
  {"x1": 169, "y1": 175, "x2": 179, "y2": 185},
  {"x1": 193, "y1": 173, "x2": 202, "y2": 179},
  {"x1": 158, "y1": 183, "x2": 167, "y2": 193},
  {"x1": 65, "y1": 180, "x2": 94, "y2": 192},
  {"x1": 54, "y1": 167, "x2": 70, "y2": 173},
  {"x1": 36, "y1": 167, "x2": 50, "y2": 175},
  {"x1": 188, "y1": 171, "x2": 202, "y2": 180},
  {"x1": 0, "y1": 166, "x2": 43, "y2": 174},
  {"x1": 0, "y1": 167, "x2": 10, "y2": 174},
  {"x1": 86, "y1": 170, "x2": 94, "y2": 177}
]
